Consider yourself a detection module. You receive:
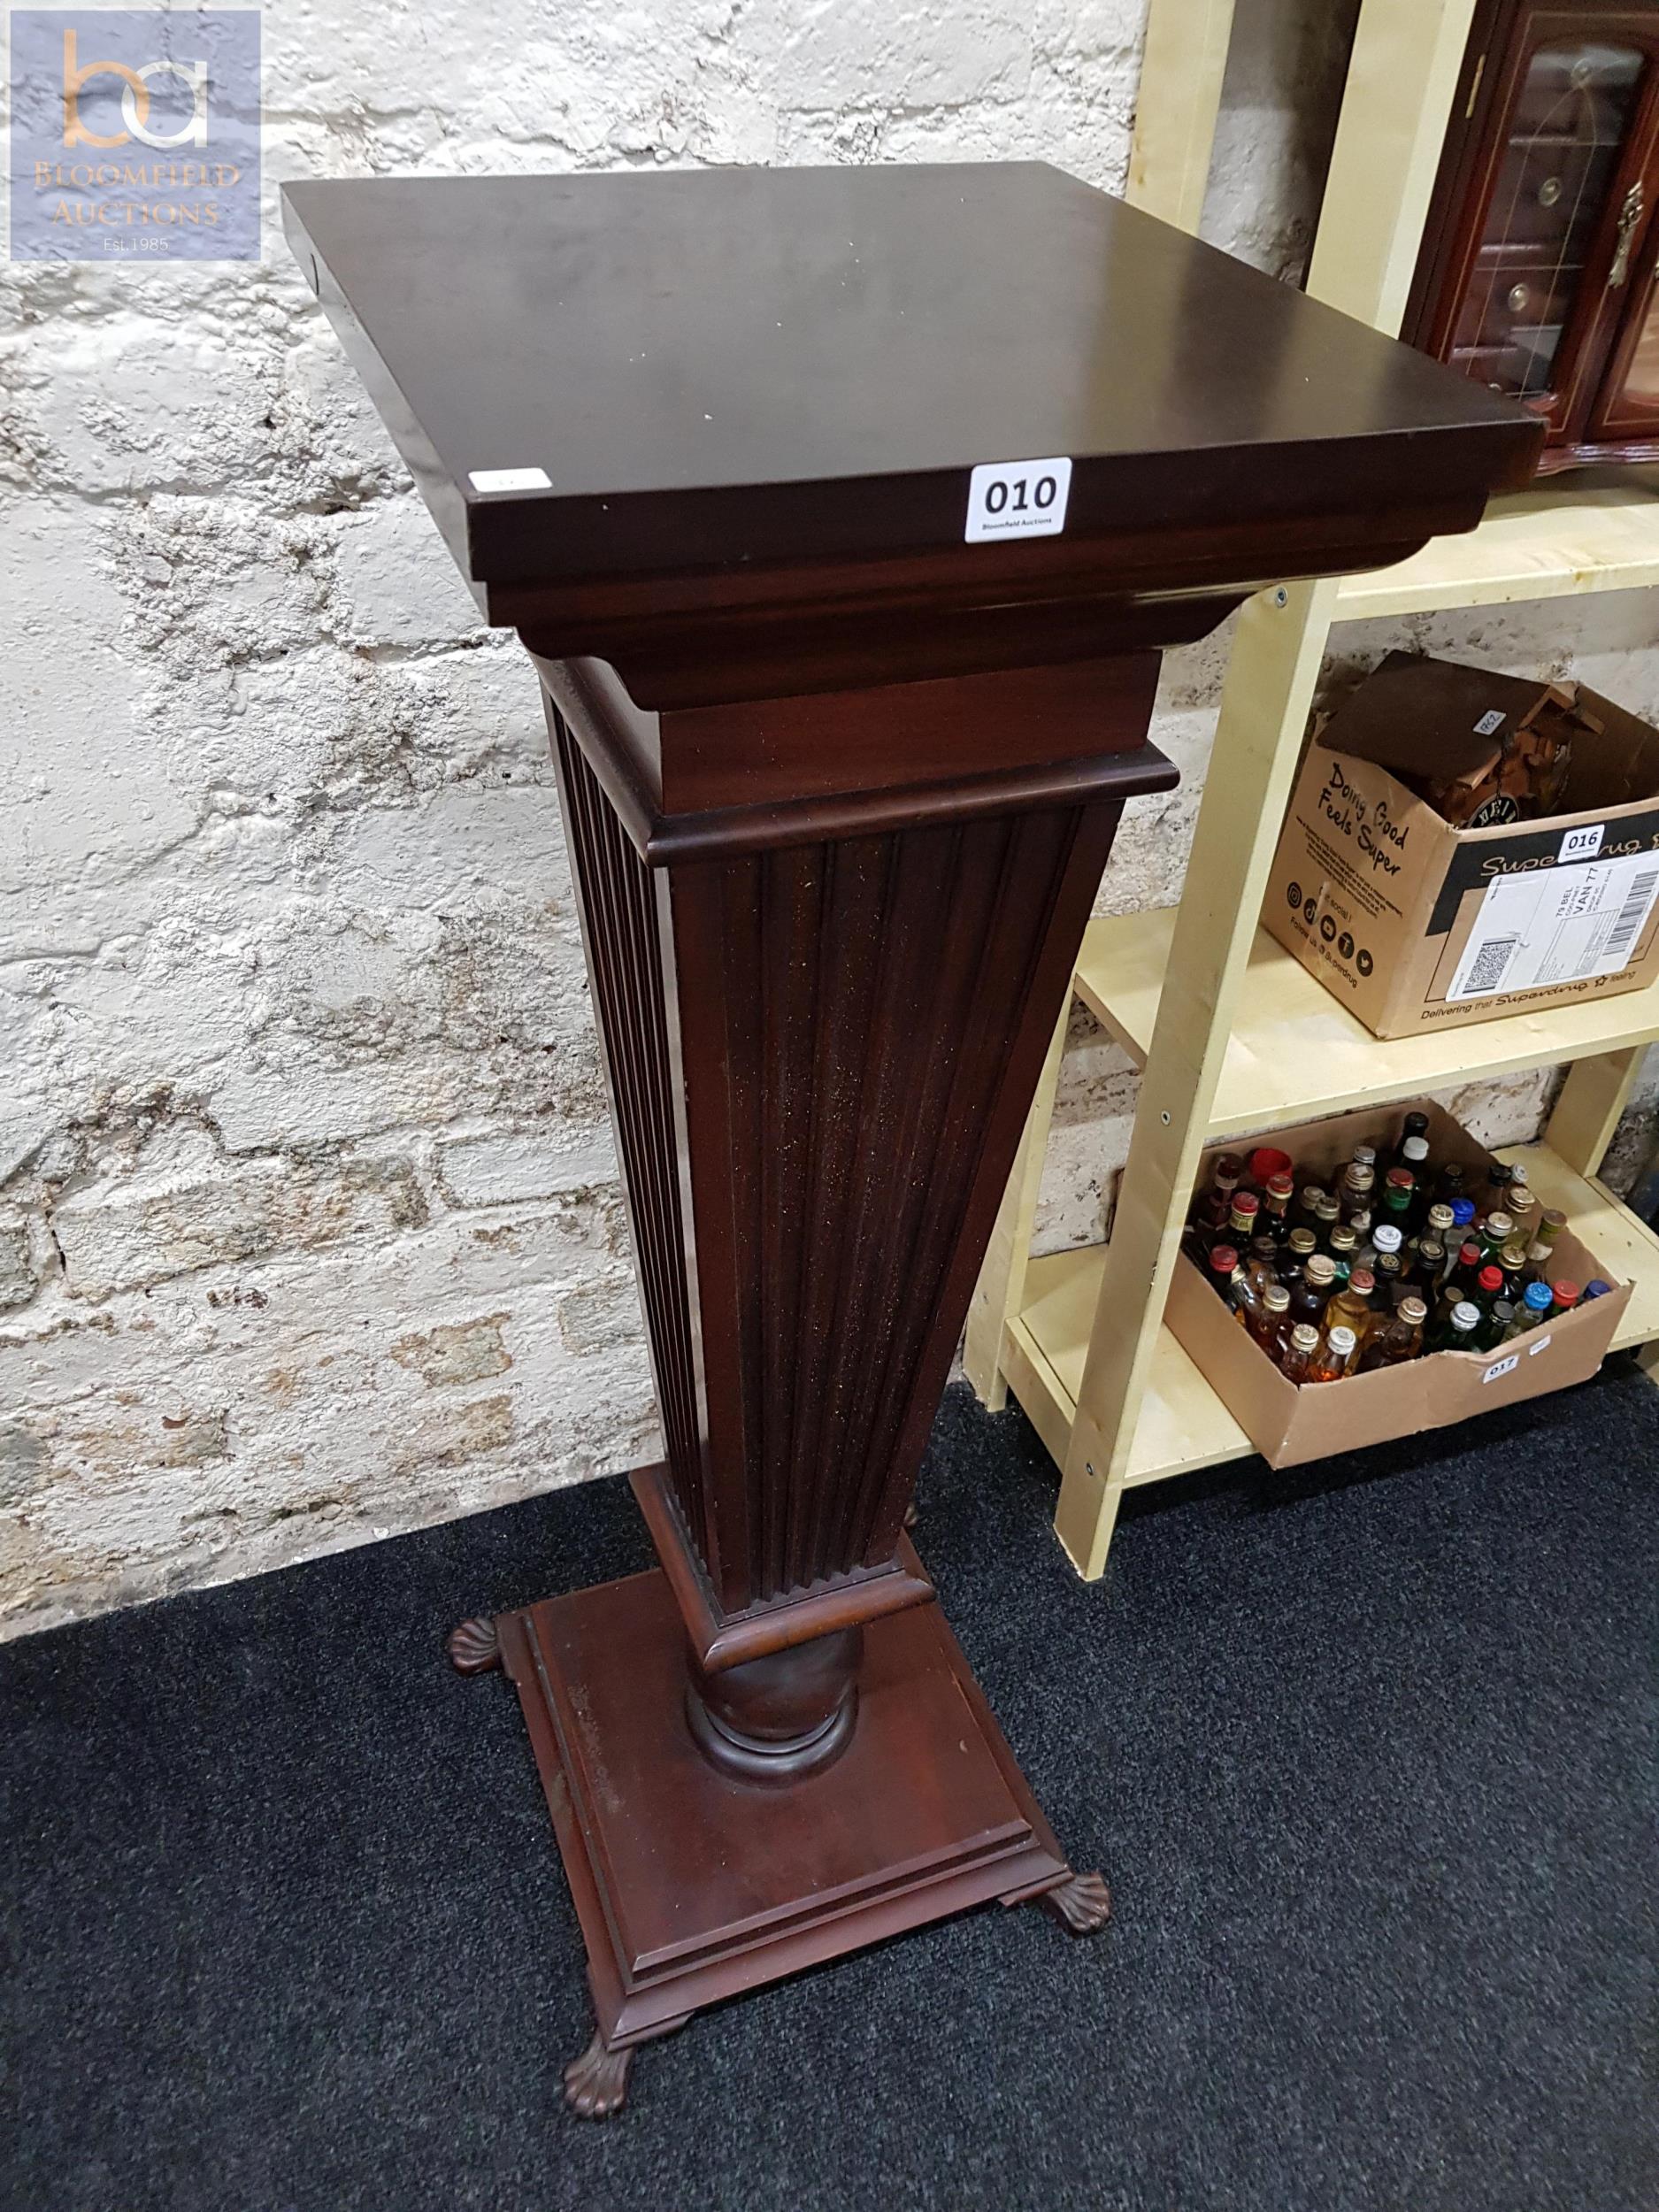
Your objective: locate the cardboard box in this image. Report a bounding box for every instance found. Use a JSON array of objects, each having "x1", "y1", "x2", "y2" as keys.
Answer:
[
  {"x1": 1166, "y1": 1101, "x2": 1630, "y2": 1470},
  {"x1": 1263, "y1": 653, "x2": 1659, "y2": 1039}
]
